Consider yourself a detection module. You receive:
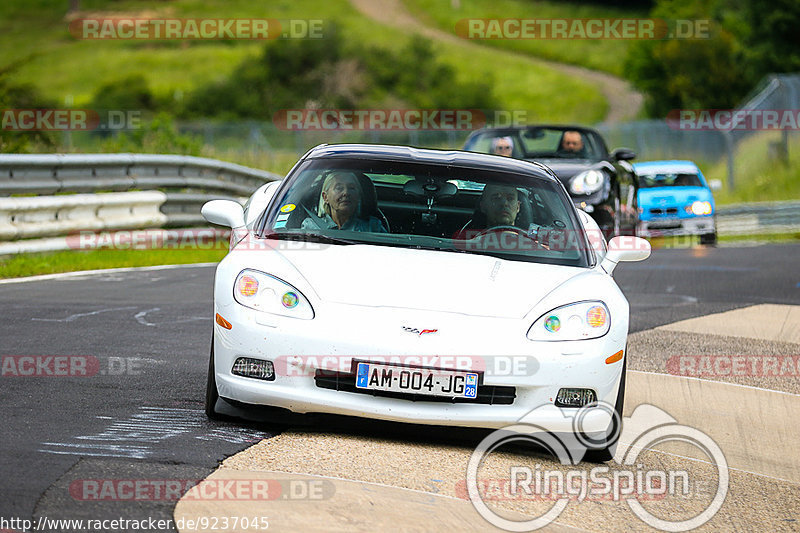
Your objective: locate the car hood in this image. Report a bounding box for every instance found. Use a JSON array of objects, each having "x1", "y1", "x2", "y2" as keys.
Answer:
[
  {"x1": 639, "y1": 186, "x2": 713, "y2": 208},
  {"x1": 524, "y1": 158, "x2": 600, "y2": 184},
  {"x1": 280, "y1": 245, "x2": 585, "y2": 319}
]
